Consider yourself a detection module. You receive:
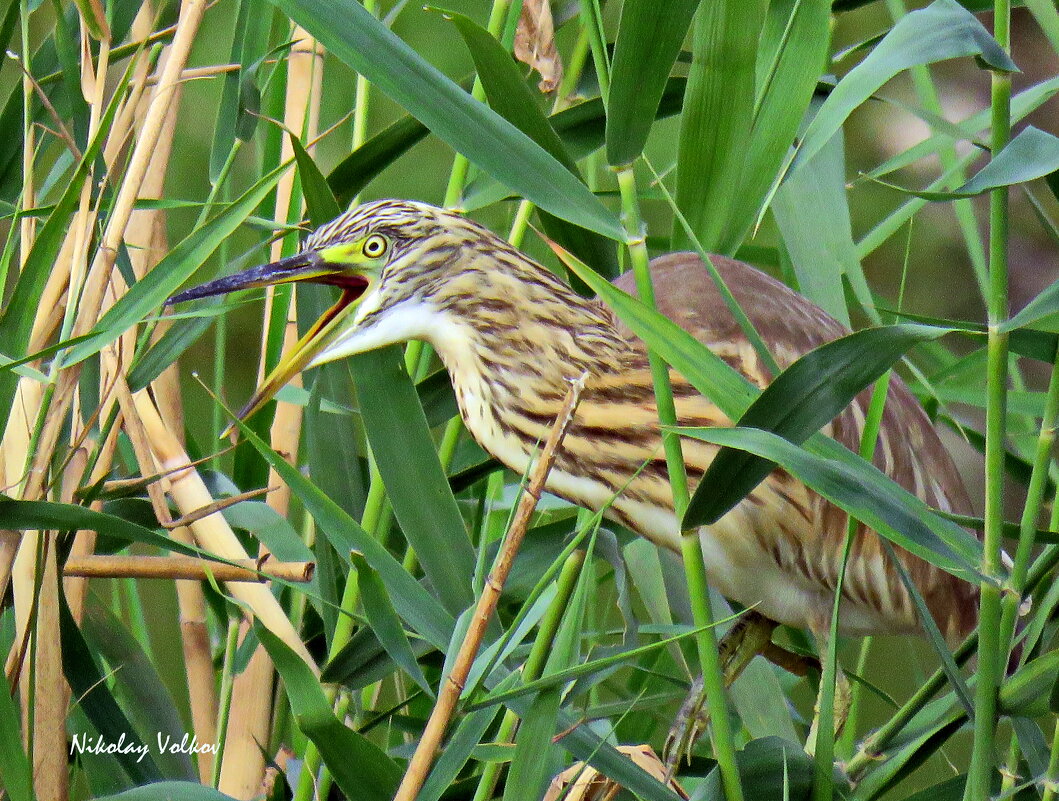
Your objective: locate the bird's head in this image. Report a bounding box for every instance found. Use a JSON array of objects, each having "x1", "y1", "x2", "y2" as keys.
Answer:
[{"x1": 167, "y1": 199, "x2": 497, "y2": 423}]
